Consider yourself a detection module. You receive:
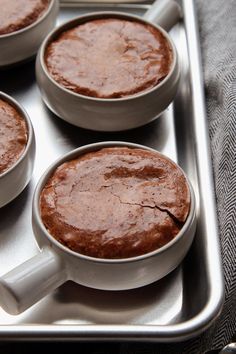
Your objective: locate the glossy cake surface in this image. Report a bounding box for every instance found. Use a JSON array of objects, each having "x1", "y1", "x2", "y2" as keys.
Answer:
[
  {"x1": 0, "y1": 0, "x2": 50, "y2": 35},
  {"x1": 40, "y1": 147, "x2": 190, "y2": 259},
  {"x1": 0, "y1": 99, "x2": 27, "y2": 174},
  {"x1": 45, "y1": 18, "x2": 173, "y2": 98}
]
